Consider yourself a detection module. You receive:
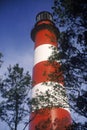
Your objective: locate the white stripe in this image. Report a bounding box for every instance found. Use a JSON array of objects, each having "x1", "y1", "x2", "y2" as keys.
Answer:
[
  {"x1": 31, "y1": 82, "x2": 70, "y2": 112},
  {"x1": 34, "y1": 44, "x2": 59, "y2": 65}
]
